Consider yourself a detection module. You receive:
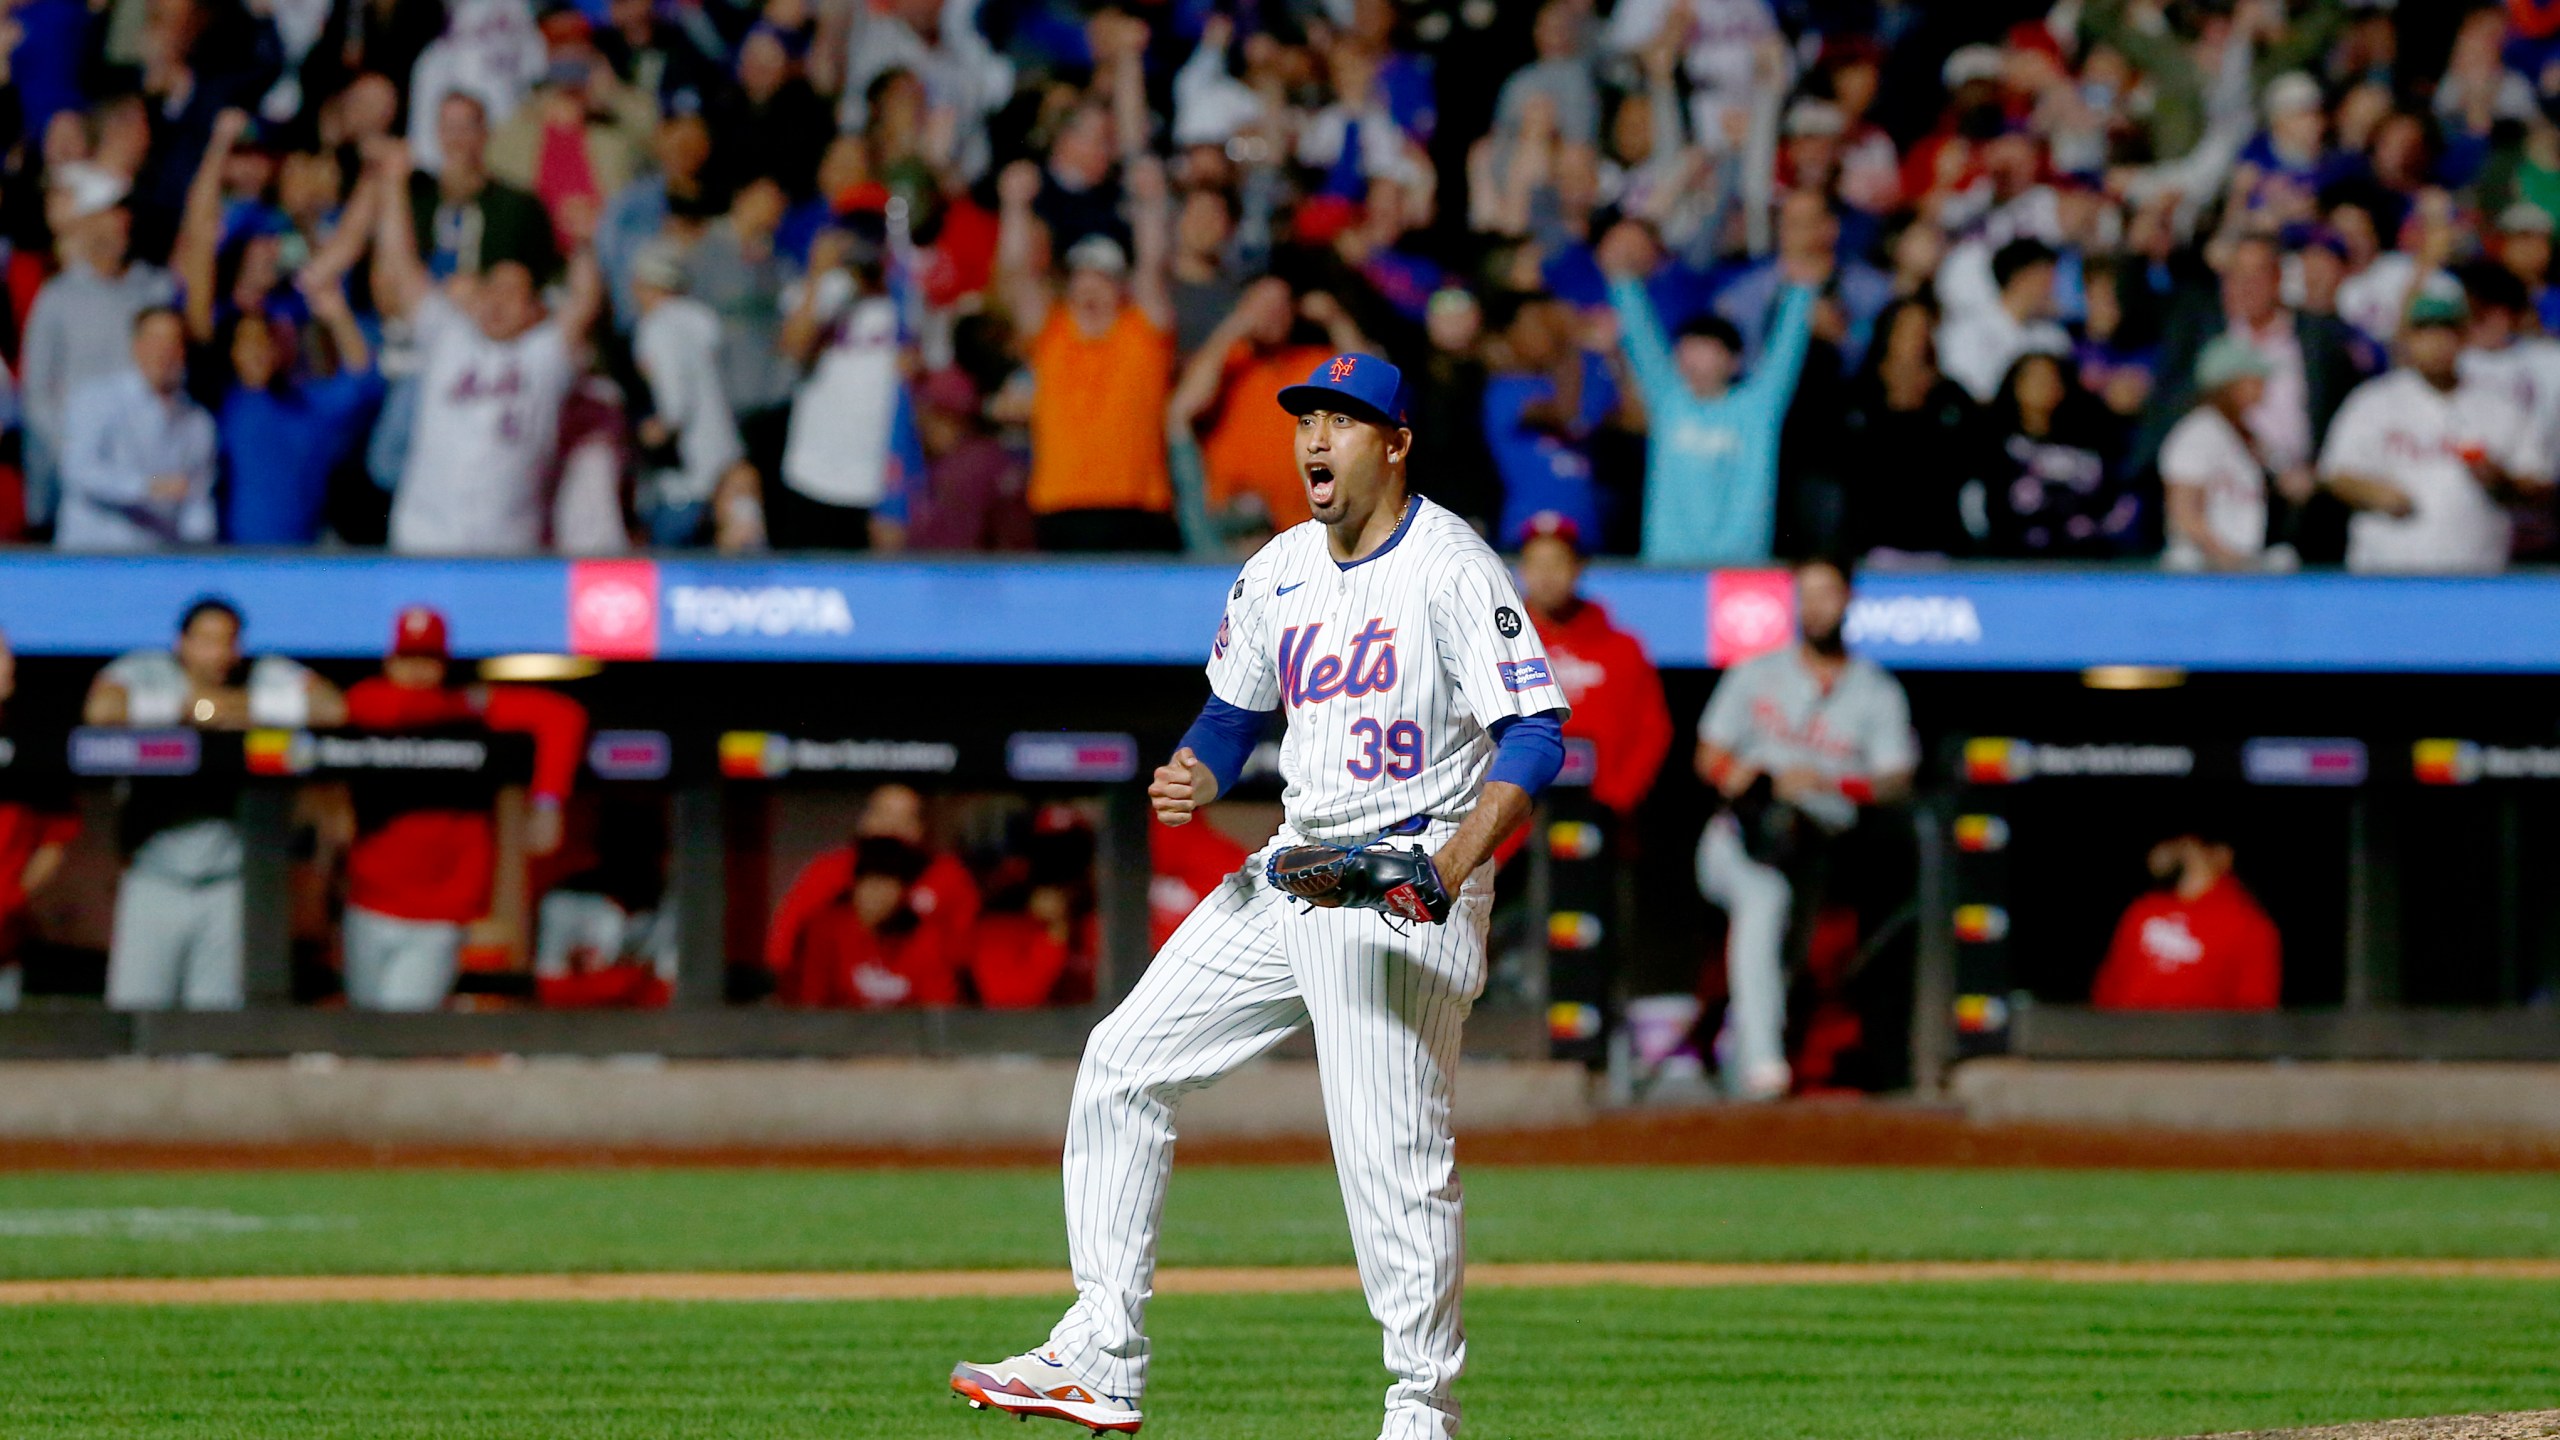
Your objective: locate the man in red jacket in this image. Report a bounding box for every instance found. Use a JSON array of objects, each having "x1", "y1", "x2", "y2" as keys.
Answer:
[
  {"x1": 768, "y1": 784, "x2": 981, "y2": 979},
  {"x1": 1517, "y1": 512, "x2": 1672, "y2": 818},
  {"x1": 777, "y1": 835, "x2": 961, "y2": 1008},
  {"x1": 2092, "y1": 832, "x2": 2282, "y2": 1010},
  {"x1": 340, "y1": 607, "x2": 587, "y2": 1010}
]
